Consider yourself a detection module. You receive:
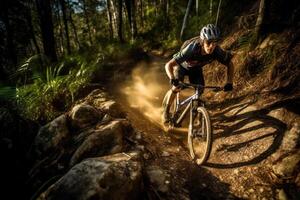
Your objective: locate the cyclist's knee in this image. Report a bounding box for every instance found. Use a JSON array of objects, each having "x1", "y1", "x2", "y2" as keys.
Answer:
[{"x1": 171, "y1": 86, "x2": 181, "y2": 93}]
